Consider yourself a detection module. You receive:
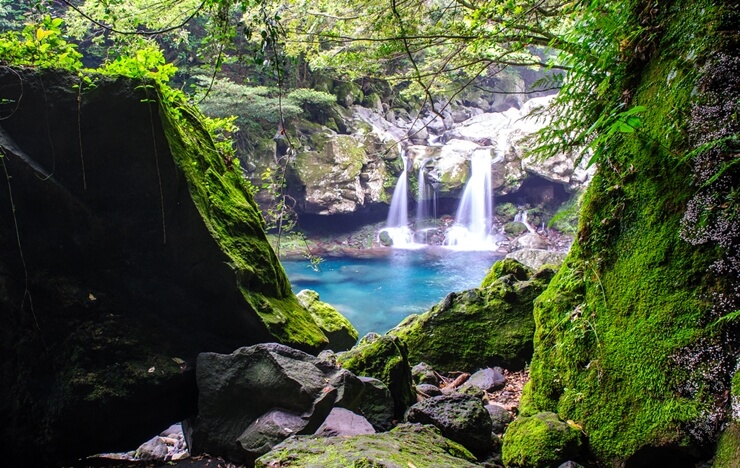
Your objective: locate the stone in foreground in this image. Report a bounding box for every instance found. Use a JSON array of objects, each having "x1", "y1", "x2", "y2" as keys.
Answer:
[{"x1": 255, "y1": 423, "x2": 478, "y2": 467}]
